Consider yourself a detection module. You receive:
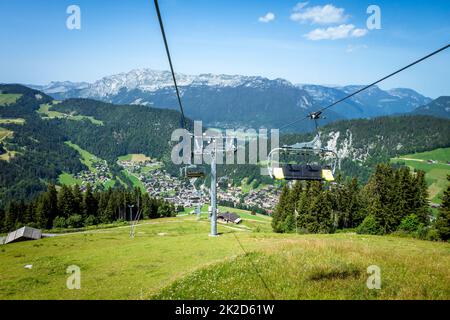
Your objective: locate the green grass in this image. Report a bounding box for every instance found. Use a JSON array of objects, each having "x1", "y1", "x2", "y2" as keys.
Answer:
[
  {"x1": 0, "y1": 128, "x2": 16, "y2": 161},
  {"x1": 140, "y1": 164, "x2": 163, "y2": 173},
  {"x1": 0, "y1": 216, "x2": 448, "y2": 300},
  {"x1": 240, "y1": 177, "x2": 266, "y2": 194},
  {"x1": 118, "y1": 154, "x2": 133, "y2": 161},
  {"x1": 182, "y1": 205, "x2": 272, "y2": 233},
  {"x1": 154, "y1": 233, "x2": 450, "y2": 300},
  {"x1": 37, "y1": 103, "x2": 103, "y2": 125},
  {"x1": 64, "y1": 142, "x2": 116, "y2": 188},
  {"x1": 217, "y1": 205, "x2": 271, "y2": 222},
  {"x1": 391, "y1": 148, "x2": 450, "y2": 204},
  {"x1": 397, "y1": 148, "x2": 450, "y2": 164},
  {"x1": 182, "y1": 205, "x2": 271, "y2": 223},
  {"x1": 122, "y1": 170, "x2": 146, "y2": 192},
  {"x1": 0, "y1": 127, "x2": 13, "y2": 141},
  {"x1": 58, "y1": 172, "x2": 82, "y2": 186},
  {"x1": 118, "y1": 154, "x2": 151, "y2": 162},
  {"x1": 103, "y1": 179, "x2": 116, "y2": 189},
  {"x1": 65, "y1": 141, "x2": 100, "y2": 172},
  {"x1": 0, "y1": 94, "x2": 22, "y2": 106},
  {"x1": 0, "y1": 118, "x2": 25, "y2": 125}
]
